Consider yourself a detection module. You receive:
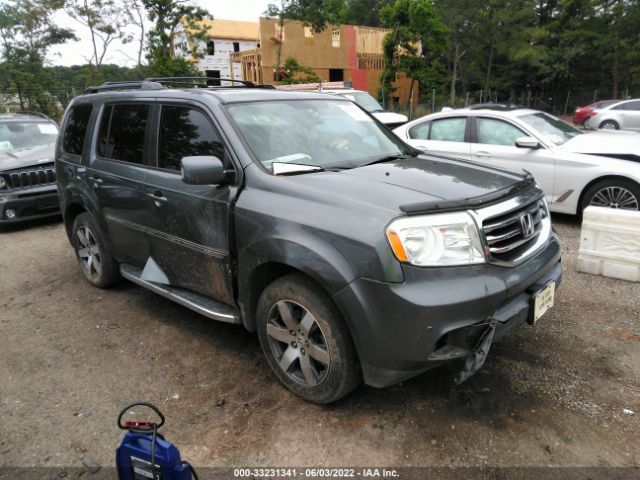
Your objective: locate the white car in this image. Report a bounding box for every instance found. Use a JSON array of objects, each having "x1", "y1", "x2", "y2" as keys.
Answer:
[
  {"x1": 585, "y1": 99, "x2": 640, "y2": 131},
  {"x1": 322, "y1": 89, "x2": 408, "y2": 128},
  {"x1": 393, "y1": 107, "x2": 640, "y2": 214}
]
